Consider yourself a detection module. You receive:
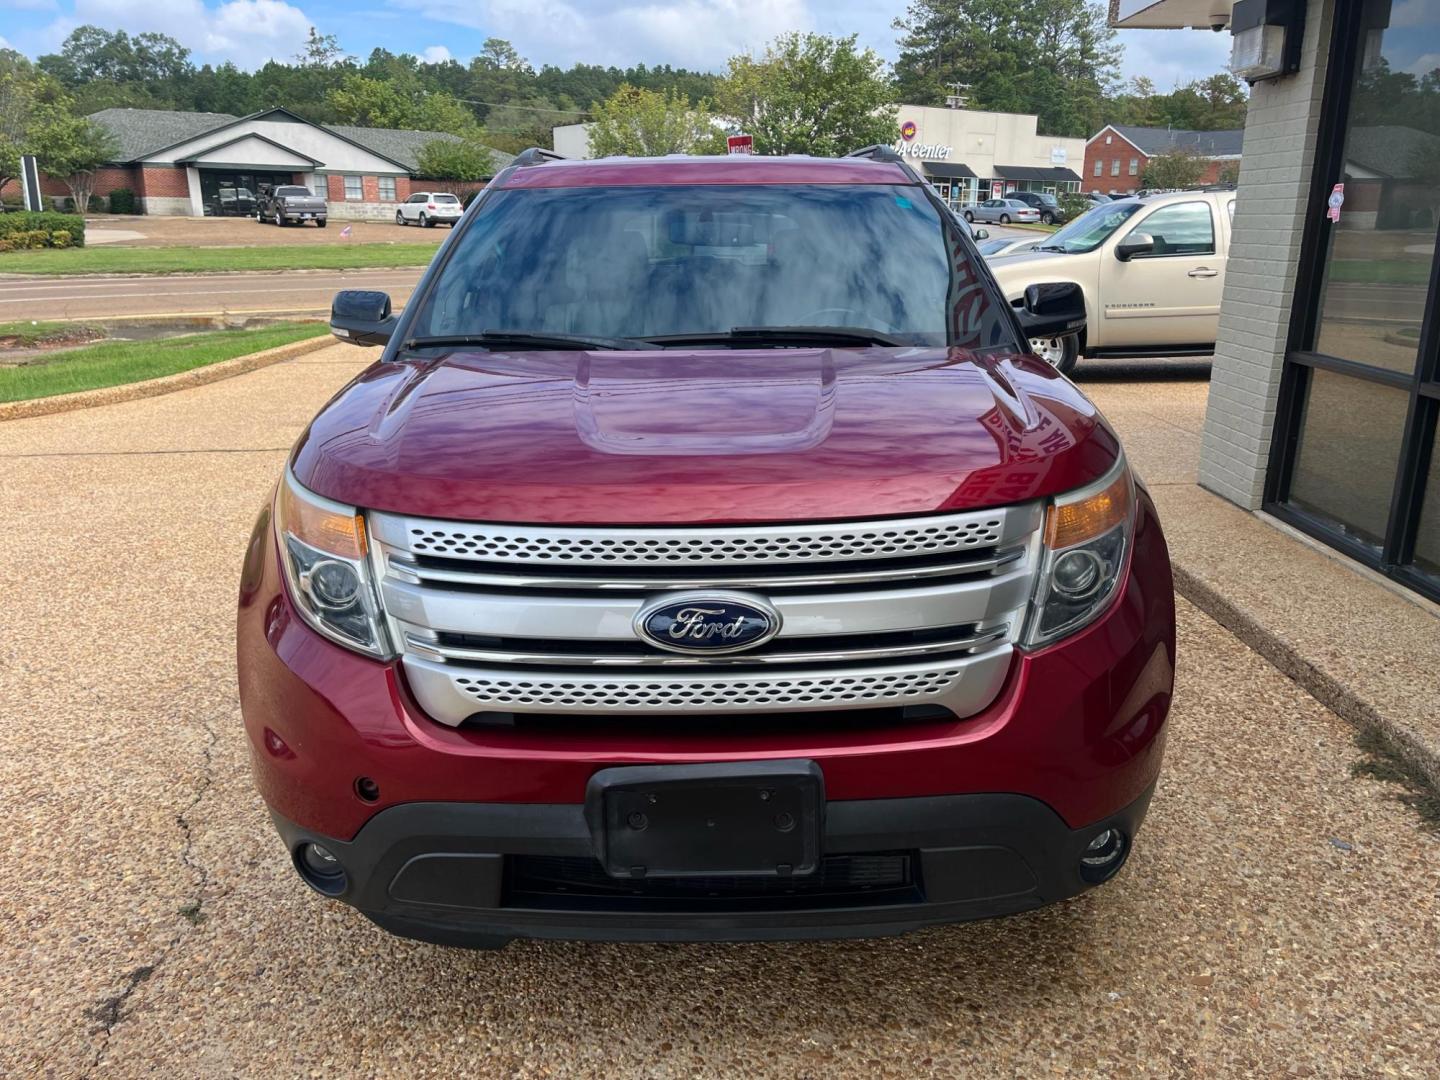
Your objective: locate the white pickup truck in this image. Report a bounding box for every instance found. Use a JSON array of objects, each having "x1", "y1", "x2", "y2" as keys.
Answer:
[{"x1": 986, "y1": 188, "x2": 1236, "y2": 373}]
